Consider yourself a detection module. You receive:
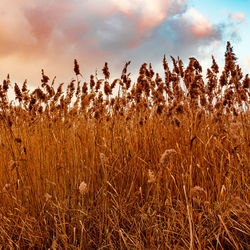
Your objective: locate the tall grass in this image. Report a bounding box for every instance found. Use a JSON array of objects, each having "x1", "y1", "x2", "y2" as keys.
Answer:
[{"x1": 0, "y1": 42, "x2": 249, "y2": 249}]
